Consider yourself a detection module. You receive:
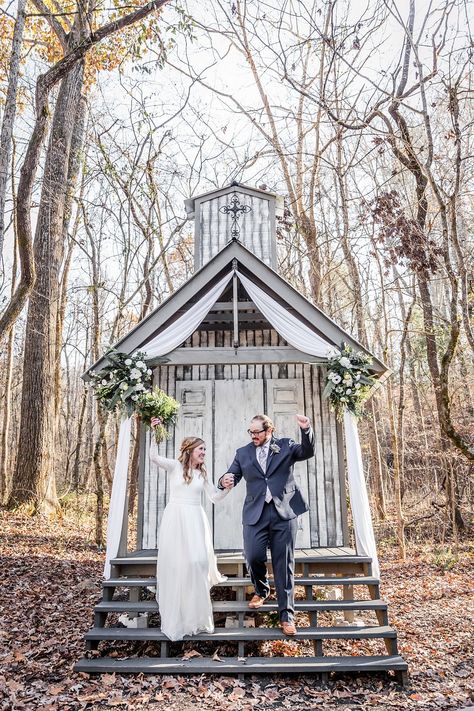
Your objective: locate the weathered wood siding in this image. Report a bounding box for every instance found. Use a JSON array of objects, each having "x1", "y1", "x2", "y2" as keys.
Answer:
[
  {"x1": 138, "y1": 330, "x2": 347, "y2": 551},
  {"x1": 197, "y1": 191, "x2": 274, "y2": 268}
]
